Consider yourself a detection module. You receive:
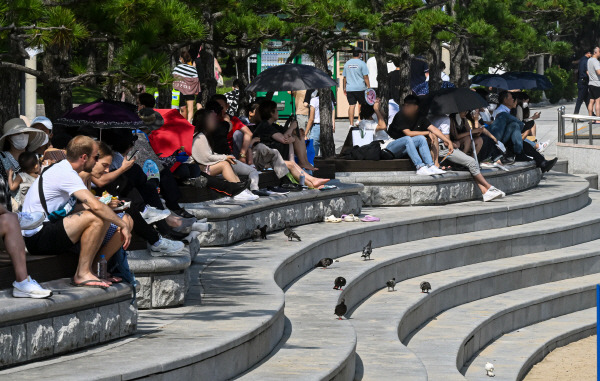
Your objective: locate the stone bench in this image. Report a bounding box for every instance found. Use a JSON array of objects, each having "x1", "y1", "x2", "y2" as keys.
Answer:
[
  {"x1": 128, "y1": 237, "x2": 201, "y2": 309},
  {"x1": 0, "y1": 279, "x2": 136, "y2": 369},
  {"x1": 183, "y1": 180, "x2": 363, "y2": 246},
  {"x1": 335, "y1": 161, "x2": 542, "y2": 206},
  {"x1": 464, "y1": 308, "x2": 595, "y2": 381}
]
